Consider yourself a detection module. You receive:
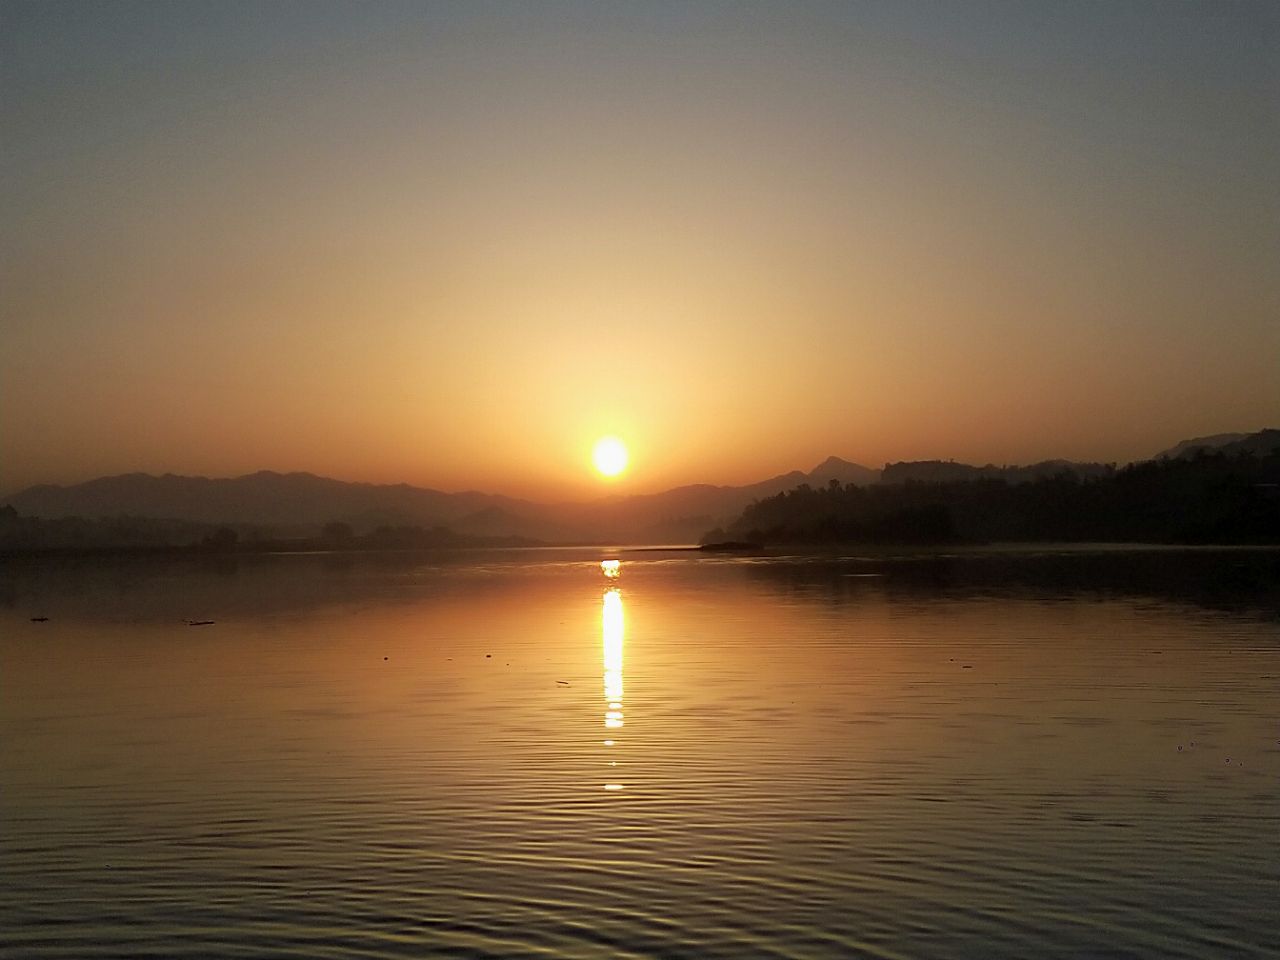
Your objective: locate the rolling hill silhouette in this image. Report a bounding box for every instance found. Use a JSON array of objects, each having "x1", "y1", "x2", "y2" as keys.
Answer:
[
  {"x1": 8, "y1": 430, "x2": 1274, "y2": 547},
  {"x1": 3, "y1": 458, "x2": 879, "y2": 544},
  {"x1": 1155, "y1": 429, "x2": 1280, "y2": 460}
]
